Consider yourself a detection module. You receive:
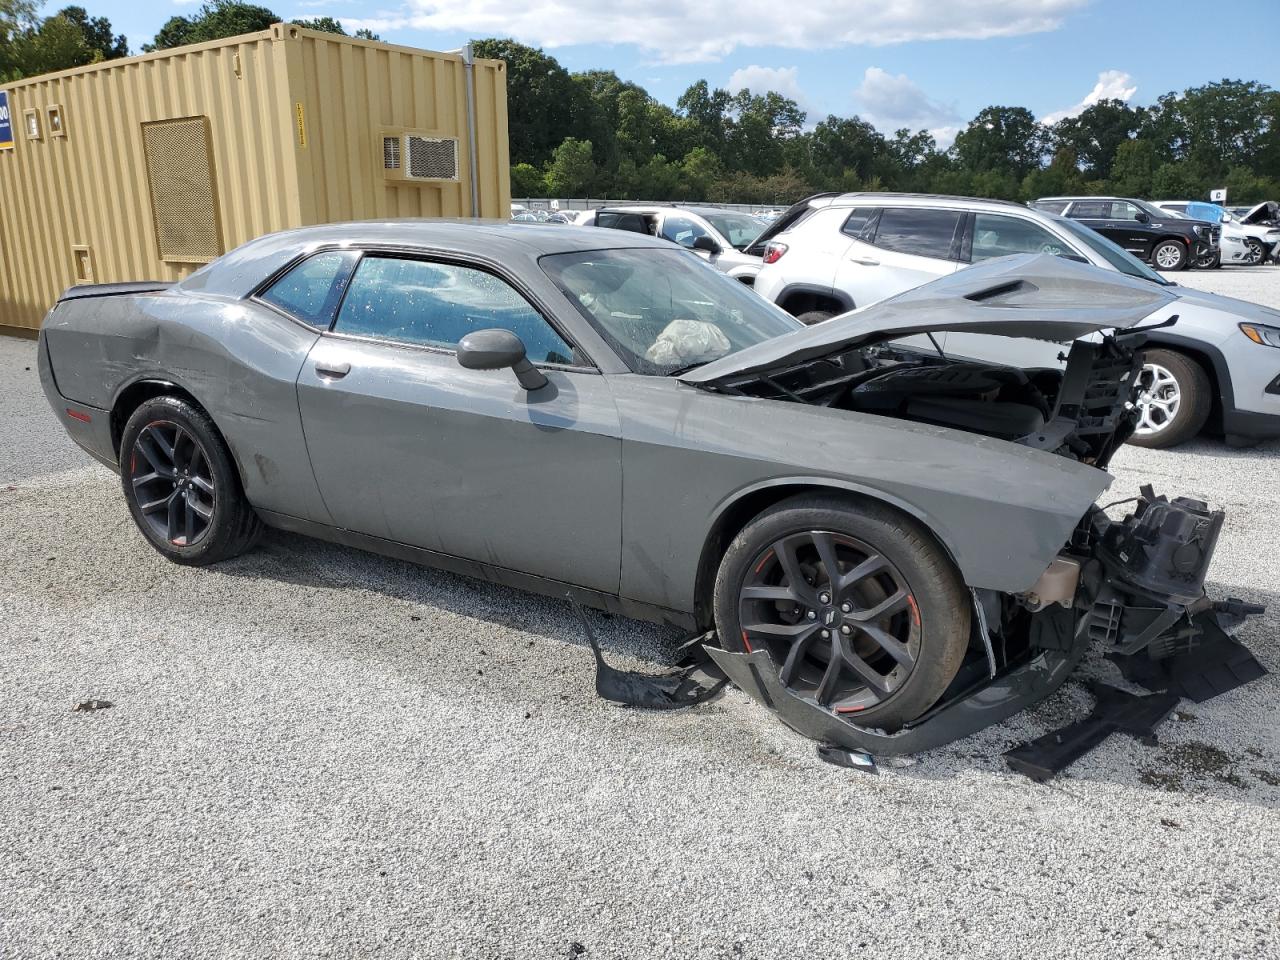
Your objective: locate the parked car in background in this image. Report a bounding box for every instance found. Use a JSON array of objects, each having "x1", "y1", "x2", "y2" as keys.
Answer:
[
  {"x1": 1155, "y1": 200, "x2": 1279, "y2": 265},
  {"x1": 751, "y1": 192, "x2": 1280, "y2": 448},
  {"x1": 577, "y1": 205, "x2": 764, "y2": 284},
  {"x1": 1031, "y1": 196, "x2": 1219, "y2": 271}
]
